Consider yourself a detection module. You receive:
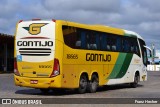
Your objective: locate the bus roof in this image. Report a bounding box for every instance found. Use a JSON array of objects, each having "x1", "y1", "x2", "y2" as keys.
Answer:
[
  {"x1": 18, "y1": 19, "x2": 144, "y2": 40},
  {"x1": 124, "y1": 30, "x2": 144, "y2": 40},
  {"x1": 57, "y1": 20, "x2": 124, "y2": 36},
  {"x1": 57, "y1": 20, "x2": 144, "y2": 40}
]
